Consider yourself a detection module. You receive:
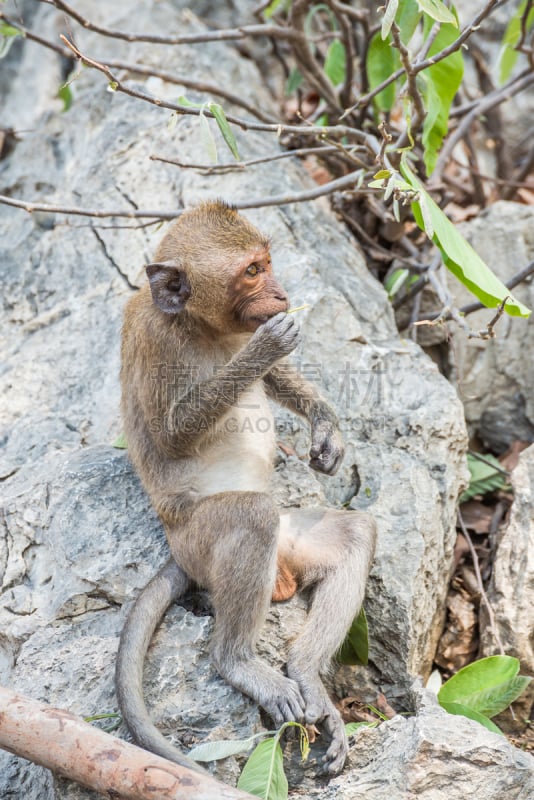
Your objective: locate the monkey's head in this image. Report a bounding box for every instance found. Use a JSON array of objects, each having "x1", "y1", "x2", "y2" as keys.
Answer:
[{"x1": 146, "y1": 201, "x2": 289, "y2": 334}]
